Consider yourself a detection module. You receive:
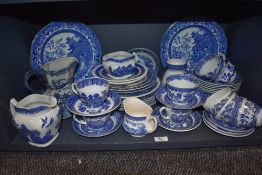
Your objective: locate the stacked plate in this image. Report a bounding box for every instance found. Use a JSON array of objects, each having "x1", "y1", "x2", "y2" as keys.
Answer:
[{"x1": 194, "y1": 74, "x2": 242, "y2": 95}]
